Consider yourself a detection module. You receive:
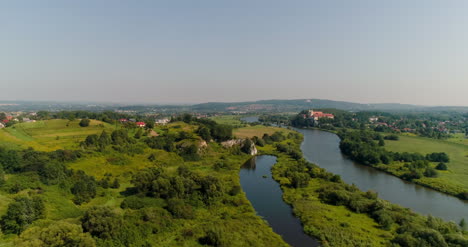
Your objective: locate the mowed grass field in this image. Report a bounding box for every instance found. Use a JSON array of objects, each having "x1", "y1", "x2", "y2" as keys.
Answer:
[
  {"x1": 0, "y1": 119, "x2": 116, "y2": 151},
  {"x1": 233, "y1": 125, "x2": 294, "y2": 139},
  {"x1": 385, "y1": 135, "x2": 468, "y2": 193}
]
